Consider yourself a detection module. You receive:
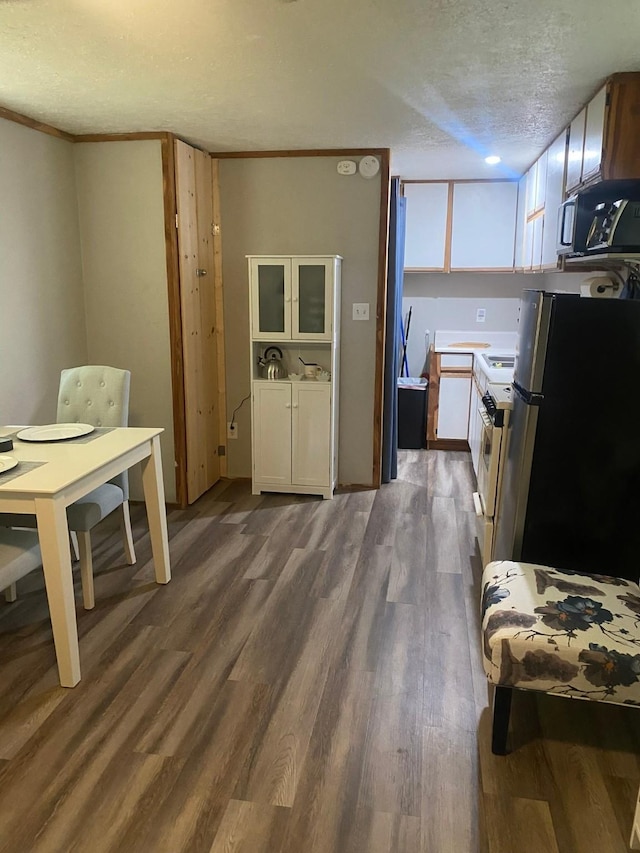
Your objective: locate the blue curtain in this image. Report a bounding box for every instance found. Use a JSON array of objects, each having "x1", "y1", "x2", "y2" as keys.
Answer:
[{"x1": 381, "y1": 178, "x2": 406, "y2": 483}]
